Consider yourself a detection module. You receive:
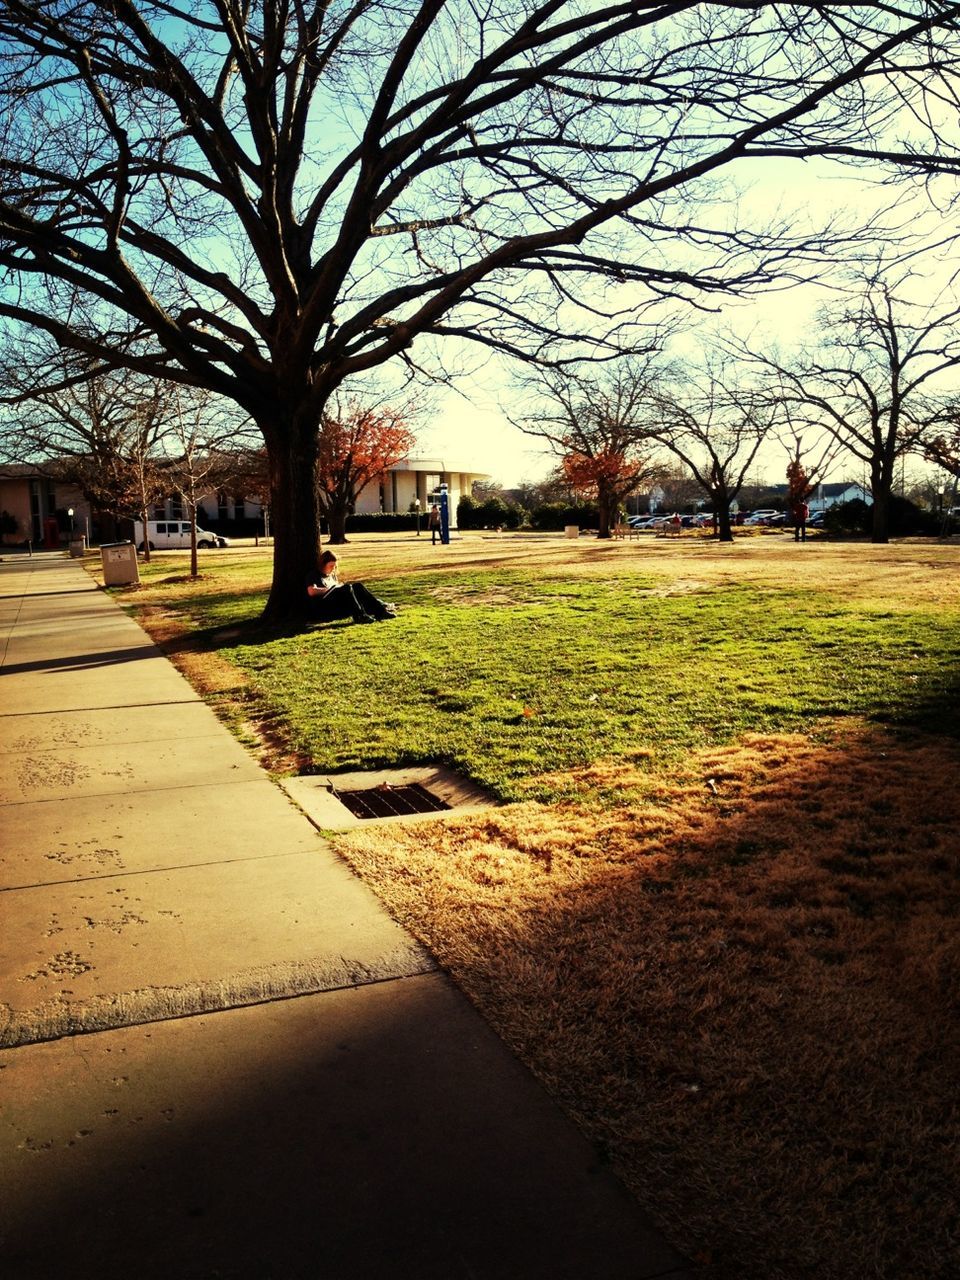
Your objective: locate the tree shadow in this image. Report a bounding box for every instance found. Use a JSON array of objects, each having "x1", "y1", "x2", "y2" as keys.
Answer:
[
  {"x1": 4, "y1": 975, "x2": 685, "y2": 1280},
  {"x1": 345, "y1": 720, "x2": 960, "y2": 1280}
]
